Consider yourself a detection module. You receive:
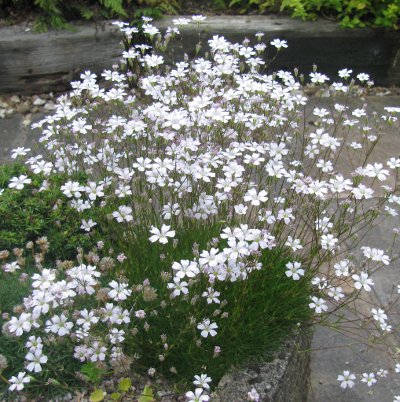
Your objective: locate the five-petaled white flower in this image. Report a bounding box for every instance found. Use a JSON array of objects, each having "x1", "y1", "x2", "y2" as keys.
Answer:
[
  {"x1": 352, "y1": 272, "x2": 374, "y2": 292},
  {"x1": 25, "y1": 349, "x2": 48, "y2": 373},
  {"x1": 8, "y1": 175, "x2": 31, "y2": 190},
  {"x1": 108, "y1": 280, "x2": 132, "y2": 301},
  {"x1": 285, "y1": 262, "x2": 305, "y2": 280},
  {"x1": 149, "y1": 224, "x2": 175, "y2": 244},
  {"x1": 197, "y1": 319, "x2": 218, "y2": 338},
  {"x1": 337, "y1": 370, "x2": 356, "y2": 388},
  {"x1": 309, "y1": 296, "x2": 328, "y2": 314},
  {"x1": 185, "y1": 387, "x2": 210, "y2": 402},
  {"x1": 9, "y1": 372, "x2": 30, "y2": 391}
]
